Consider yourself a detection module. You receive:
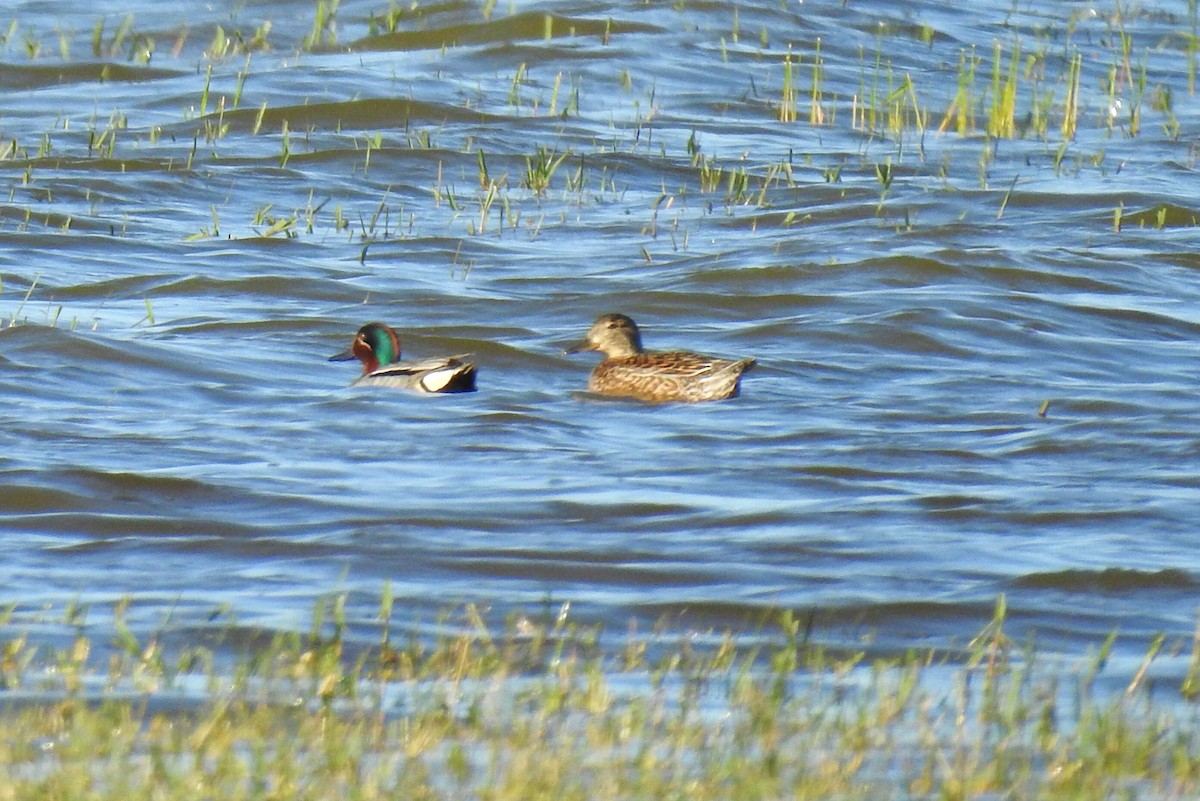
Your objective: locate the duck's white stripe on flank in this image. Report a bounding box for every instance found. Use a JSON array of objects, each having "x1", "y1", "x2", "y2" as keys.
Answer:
[{"x1": 419, "y1": 369, "x2": 455, "y2": 392}]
